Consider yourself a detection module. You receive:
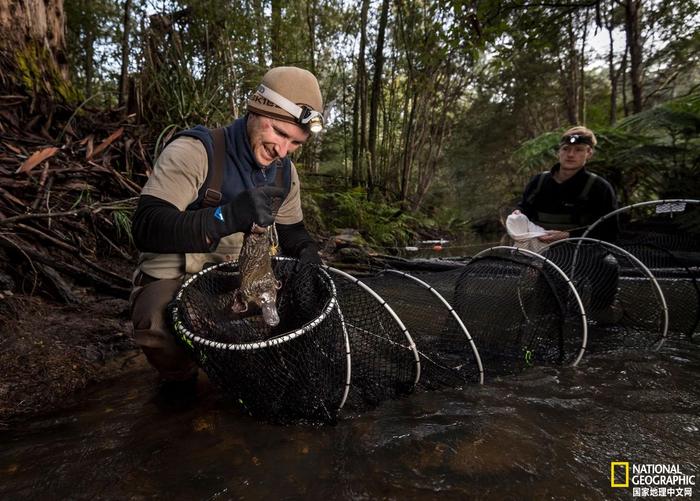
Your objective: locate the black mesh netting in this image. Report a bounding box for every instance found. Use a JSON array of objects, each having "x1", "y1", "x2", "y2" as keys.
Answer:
[
  {"x1": 359, "y1": 269, "x2": 483, "y2": 389},
  {"x1": 541, "y1": 238, "x2": 667, "y2": 350},
  {"x1": 326, "y1": 268, "x2": 420, "y2": 410},
  {"x1": 171, "y1": 238, "x2": 680, "y2": 422},
  {"x1": 170, "y1": 258, "x2": 350, "y2": 423},
  {"x1": 584, "y1": 199, "x2": 700, "y2": 338},
  {"x1": 442, "y1": 247, "x2": 586, "y2": 376}
]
